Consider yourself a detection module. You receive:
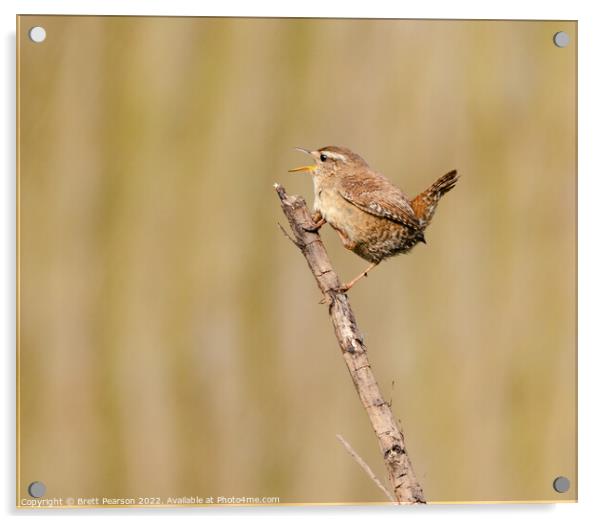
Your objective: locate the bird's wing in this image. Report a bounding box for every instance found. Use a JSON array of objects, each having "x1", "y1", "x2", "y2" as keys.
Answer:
[{"x1": 338, "y1": 170, "x2": 421, "y2": 230}]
